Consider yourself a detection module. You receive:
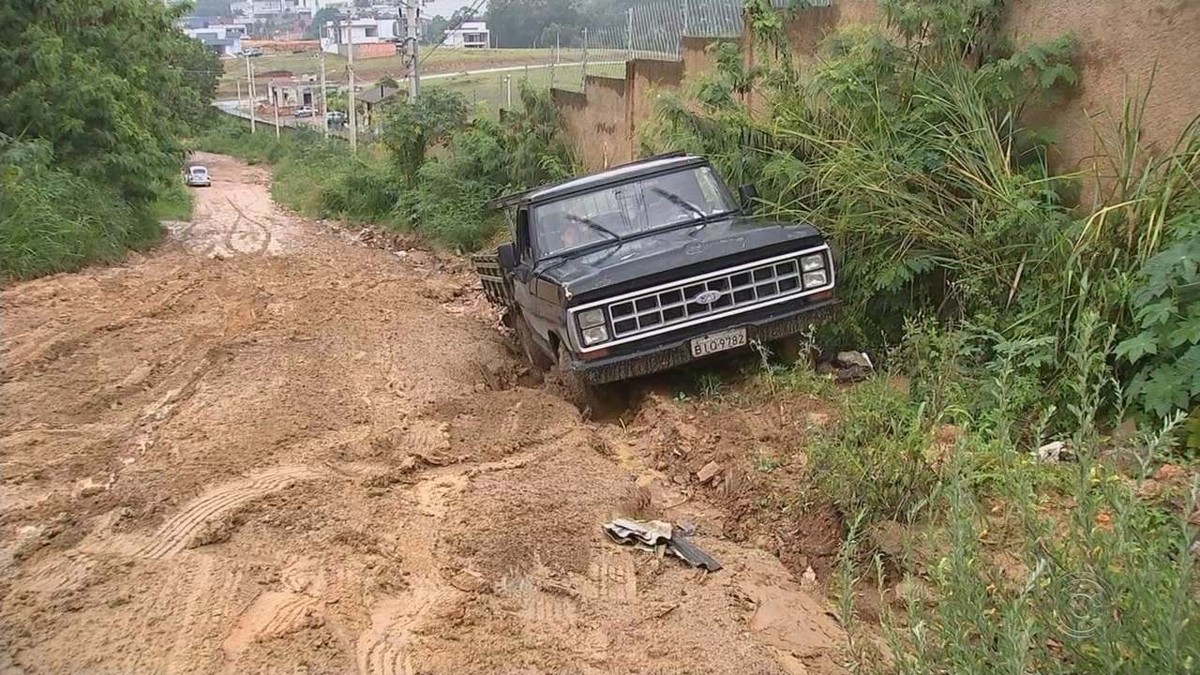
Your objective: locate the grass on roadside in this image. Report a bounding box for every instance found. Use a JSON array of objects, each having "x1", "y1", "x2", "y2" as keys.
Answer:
[
  {"x1": 755, "y1": 317, "x2": 1199, "y2": 674},
  {"x1": 0, "y1": 153, "x2": 164, "y2": 280},
  {"x1": 152, "y1": 181, "x2": 194, "y2": 222}
]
